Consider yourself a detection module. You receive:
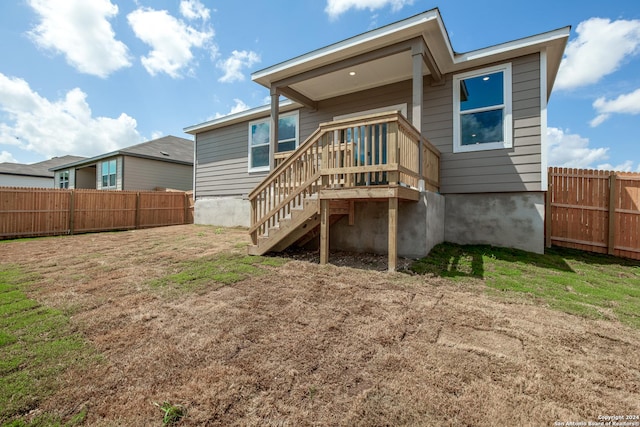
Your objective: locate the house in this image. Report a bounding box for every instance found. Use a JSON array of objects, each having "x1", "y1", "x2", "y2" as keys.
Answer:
[
  {"x1": 50, "y1": 136, "x2": 194, "y2": 191},
  {"x1": 0, "y1": 155, "x2": 86, "y2": 188},
  {"x1": 184, "y1": 9, "x2": 570, "y2": 269}
]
